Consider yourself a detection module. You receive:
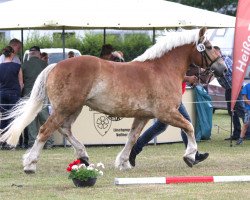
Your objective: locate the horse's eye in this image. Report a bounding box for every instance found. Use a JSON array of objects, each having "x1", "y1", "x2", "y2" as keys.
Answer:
[{"x1": 206, "y1": 46, "x2": 212, "y2": 50}]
